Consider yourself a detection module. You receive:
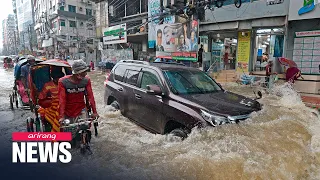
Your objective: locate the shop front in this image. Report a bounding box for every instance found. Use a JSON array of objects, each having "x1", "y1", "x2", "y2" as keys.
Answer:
[
  {"x1": 200, "y1": 0, "x2": 289, "y2": 75},
  {"x1": 286, "y1": 0, "x2": 320, "y2": 96}
]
